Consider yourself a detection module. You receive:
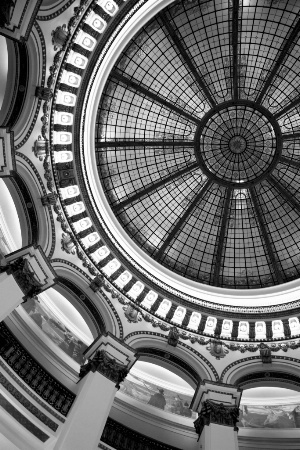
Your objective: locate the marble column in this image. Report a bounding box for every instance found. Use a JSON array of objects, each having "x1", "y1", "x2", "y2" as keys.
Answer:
[
  {"x1": 191, "y1": 380, "x2": 242, "y2": 450},
  {"x1": 0, "y1": 245, "x2": 56, "y2": 321},
  {"x1": 54, "y1": 332, "x2": 136, "y2": 450}
]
